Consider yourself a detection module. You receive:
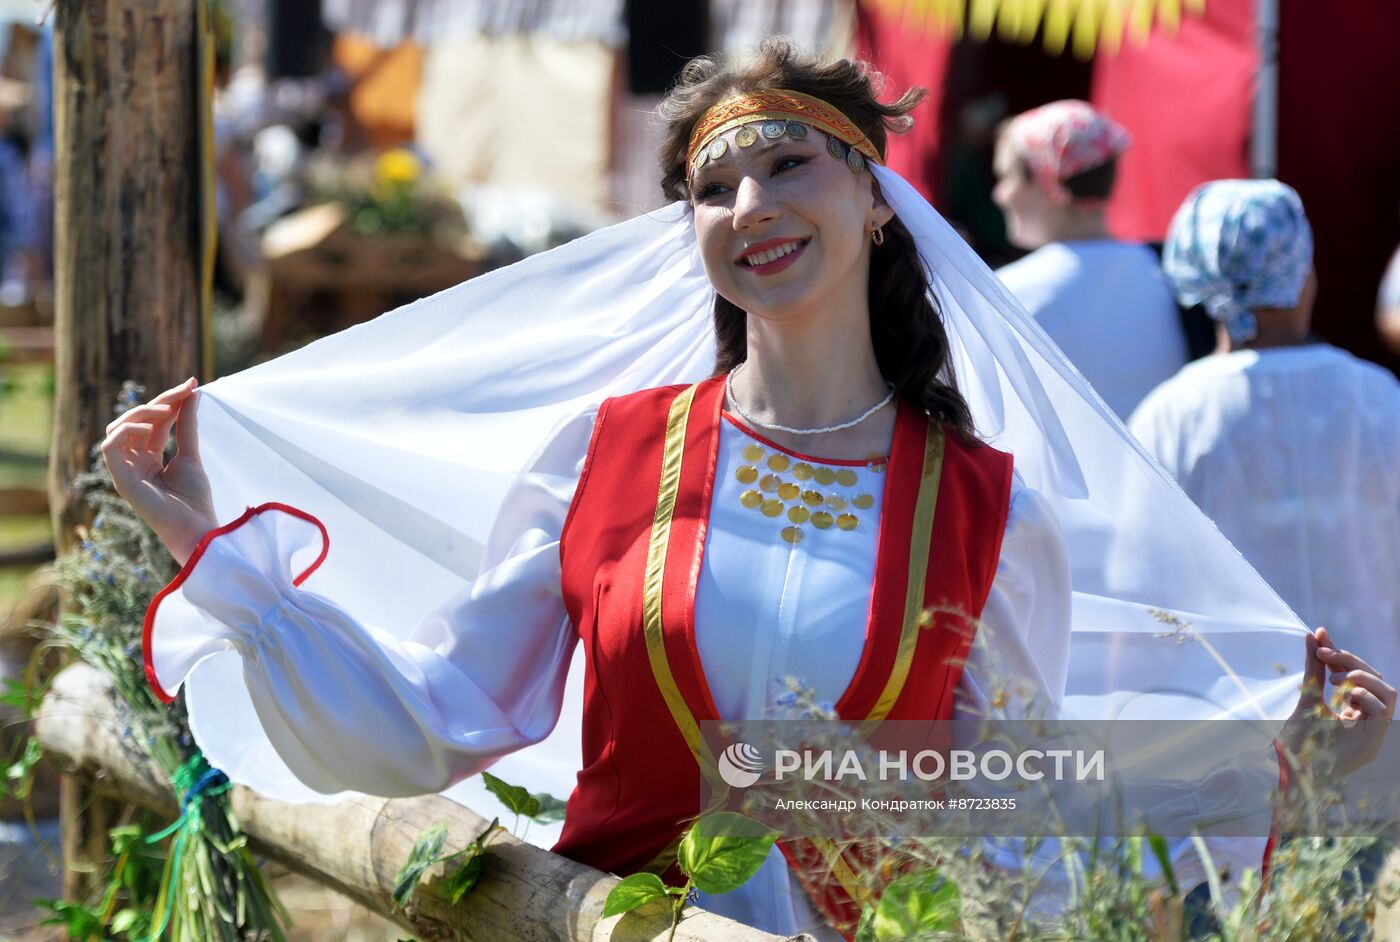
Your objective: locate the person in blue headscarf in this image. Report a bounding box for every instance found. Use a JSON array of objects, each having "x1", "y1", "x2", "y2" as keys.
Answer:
[{"x1": 1131, "y1": 178, "x2": 1400, "y2": 708}]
